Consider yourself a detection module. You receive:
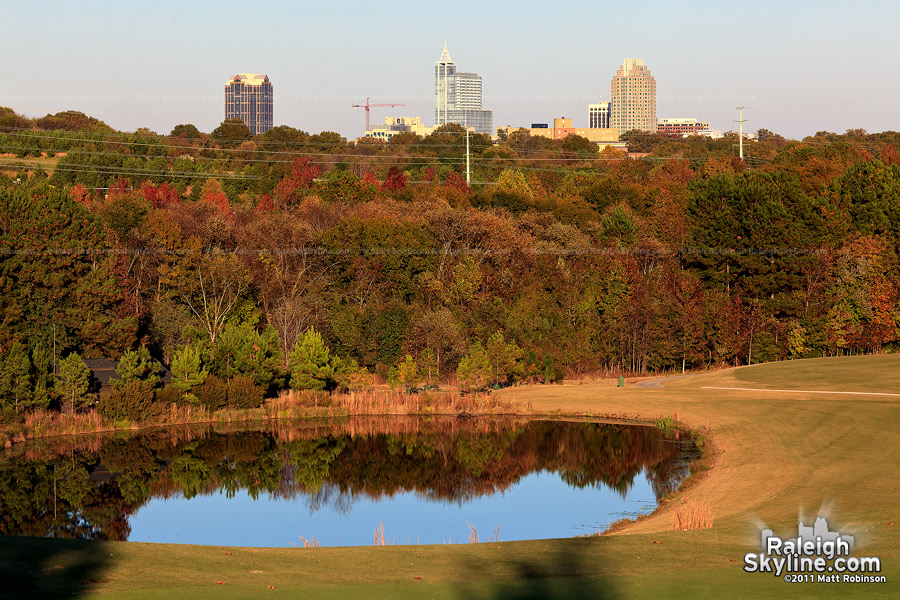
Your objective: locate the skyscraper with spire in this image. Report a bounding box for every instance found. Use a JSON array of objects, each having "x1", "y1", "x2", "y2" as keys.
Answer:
[{"x1": 434, "y1": 44, "x2": 493, "y2": 134}]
